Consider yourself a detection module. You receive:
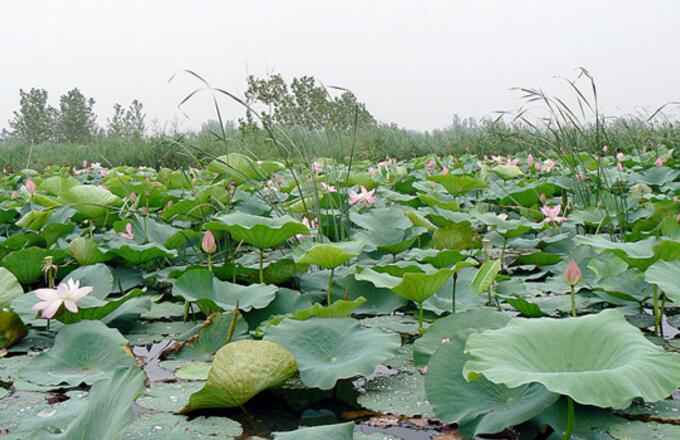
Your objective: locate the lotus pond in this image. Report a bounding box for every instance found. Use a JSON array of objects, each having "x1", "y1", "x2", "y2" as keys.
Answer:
[{"x1": 2, "y1": 150, "x2": 680, "y2": 439}]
